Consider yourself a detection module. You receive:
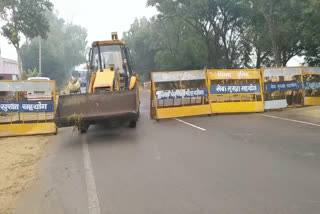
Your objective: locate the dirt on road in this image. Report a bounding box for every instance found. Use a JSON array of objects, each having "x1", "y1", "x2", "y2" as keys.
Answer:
[{"x1": 0, "y1": 136, "x2": 49, "y2": 214}]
